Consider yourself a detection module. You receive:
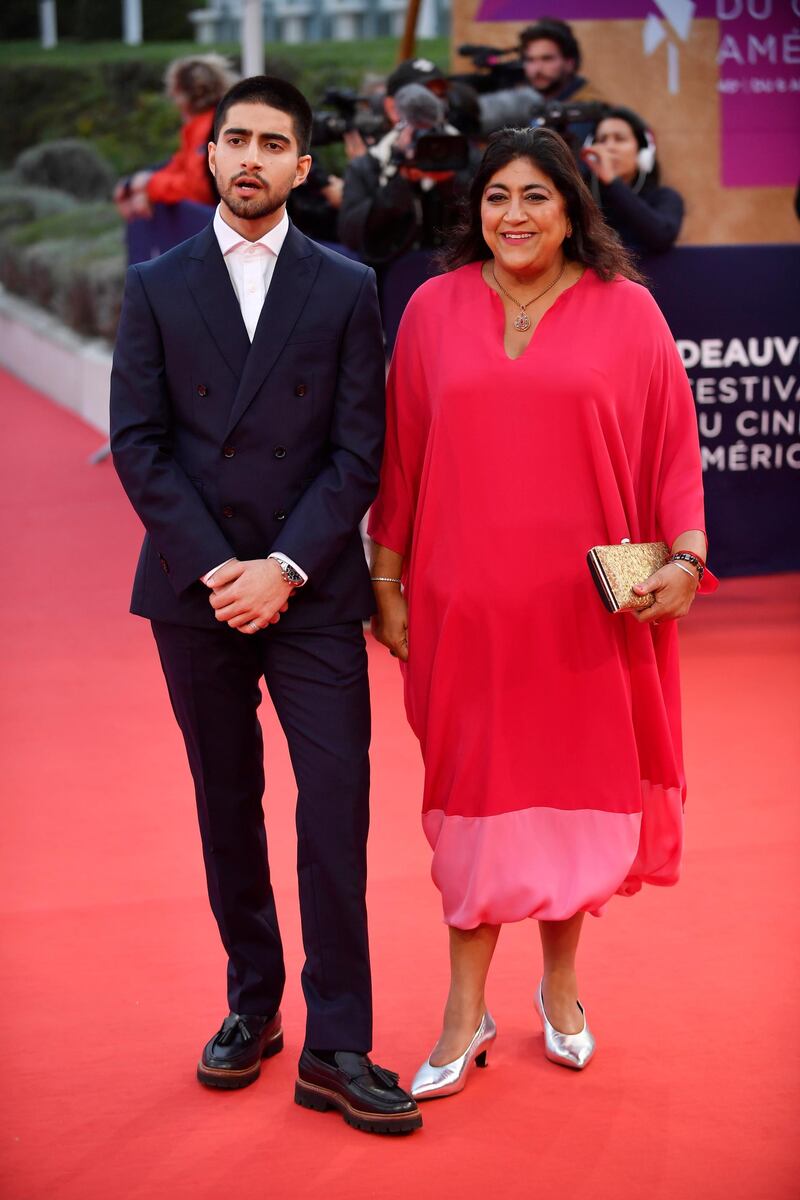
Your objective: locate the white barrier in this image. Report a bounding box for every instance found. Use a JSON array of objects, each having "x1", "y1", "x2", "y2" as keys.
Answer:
[{"x1": 0, "y1": 287, "x2": 111, "y2": 435}]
